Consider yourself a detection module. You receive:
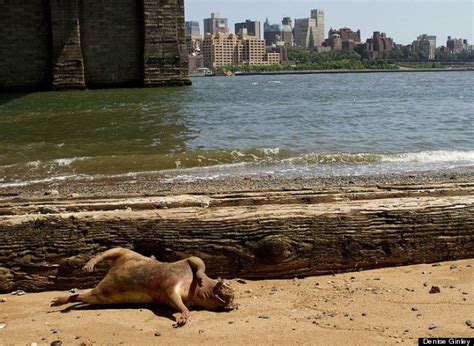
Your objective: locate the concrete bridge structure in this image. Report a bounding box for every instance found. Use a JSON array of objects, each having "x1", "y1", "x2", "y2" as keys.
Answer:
[{"x1": 0, "y1": 0, "x2": 190, "y2": 91}]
